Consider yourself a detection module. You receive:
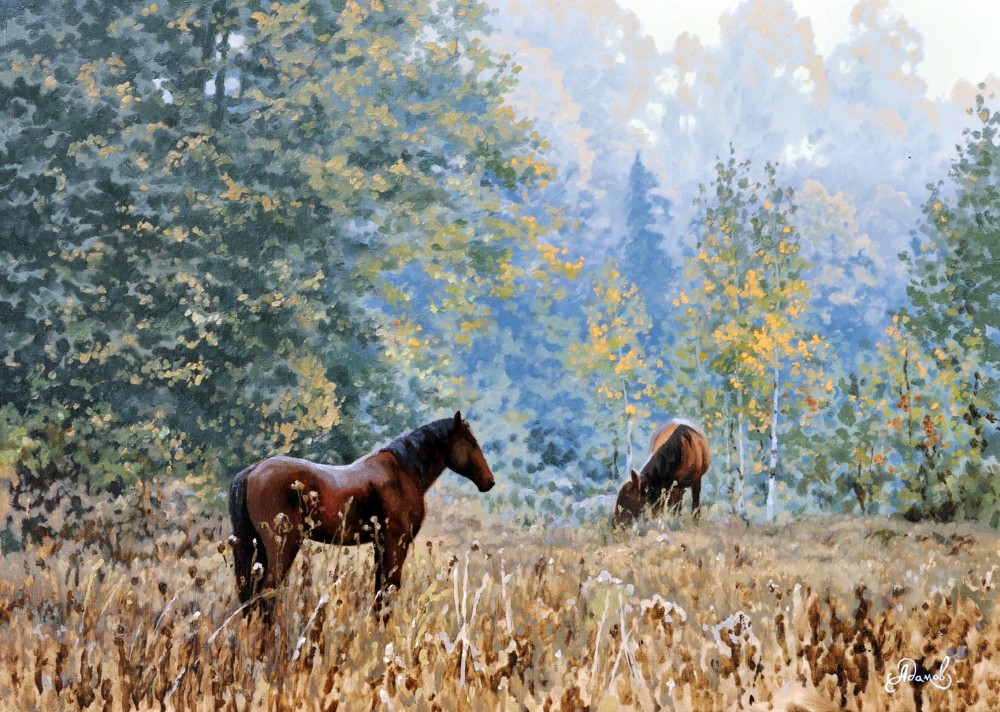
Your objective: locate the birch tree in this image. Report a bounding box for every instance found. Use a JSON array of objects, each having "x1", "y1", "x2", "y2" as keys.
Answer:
[
  {"x1": 568, "y1": 260, "x2": 654, "y2": 479},
  {"x1": 678, "y1": 153, "x2": 827, "y2": 520}
]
